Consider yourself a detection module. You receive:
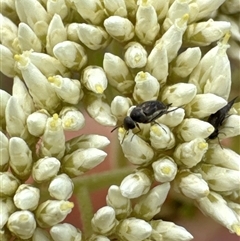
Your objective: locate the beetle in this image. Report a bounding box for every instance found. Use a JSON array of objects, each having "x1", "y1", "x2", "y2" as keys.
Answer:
[
  {"x1": 207, "y1": 96, "x2": 238, "y2": 140},
  {"x1": 111, "y1": 100, "x2": 180, "y2": 142}
]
